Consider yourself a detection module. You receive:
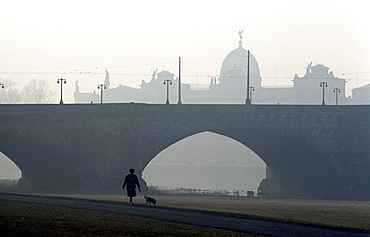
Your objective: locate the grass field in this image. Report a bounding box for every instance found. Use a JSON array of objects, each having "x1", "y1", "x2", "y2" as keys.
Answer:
[
  {"x1": 50, "y1": 194, "x2": 370, "y2": 231},
  {"x1": 0, "y1": 200, "x2": 259, "y2": 237},
  {"x1": 1, "y1": 193, "x2": 369, "y2": 236}
]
